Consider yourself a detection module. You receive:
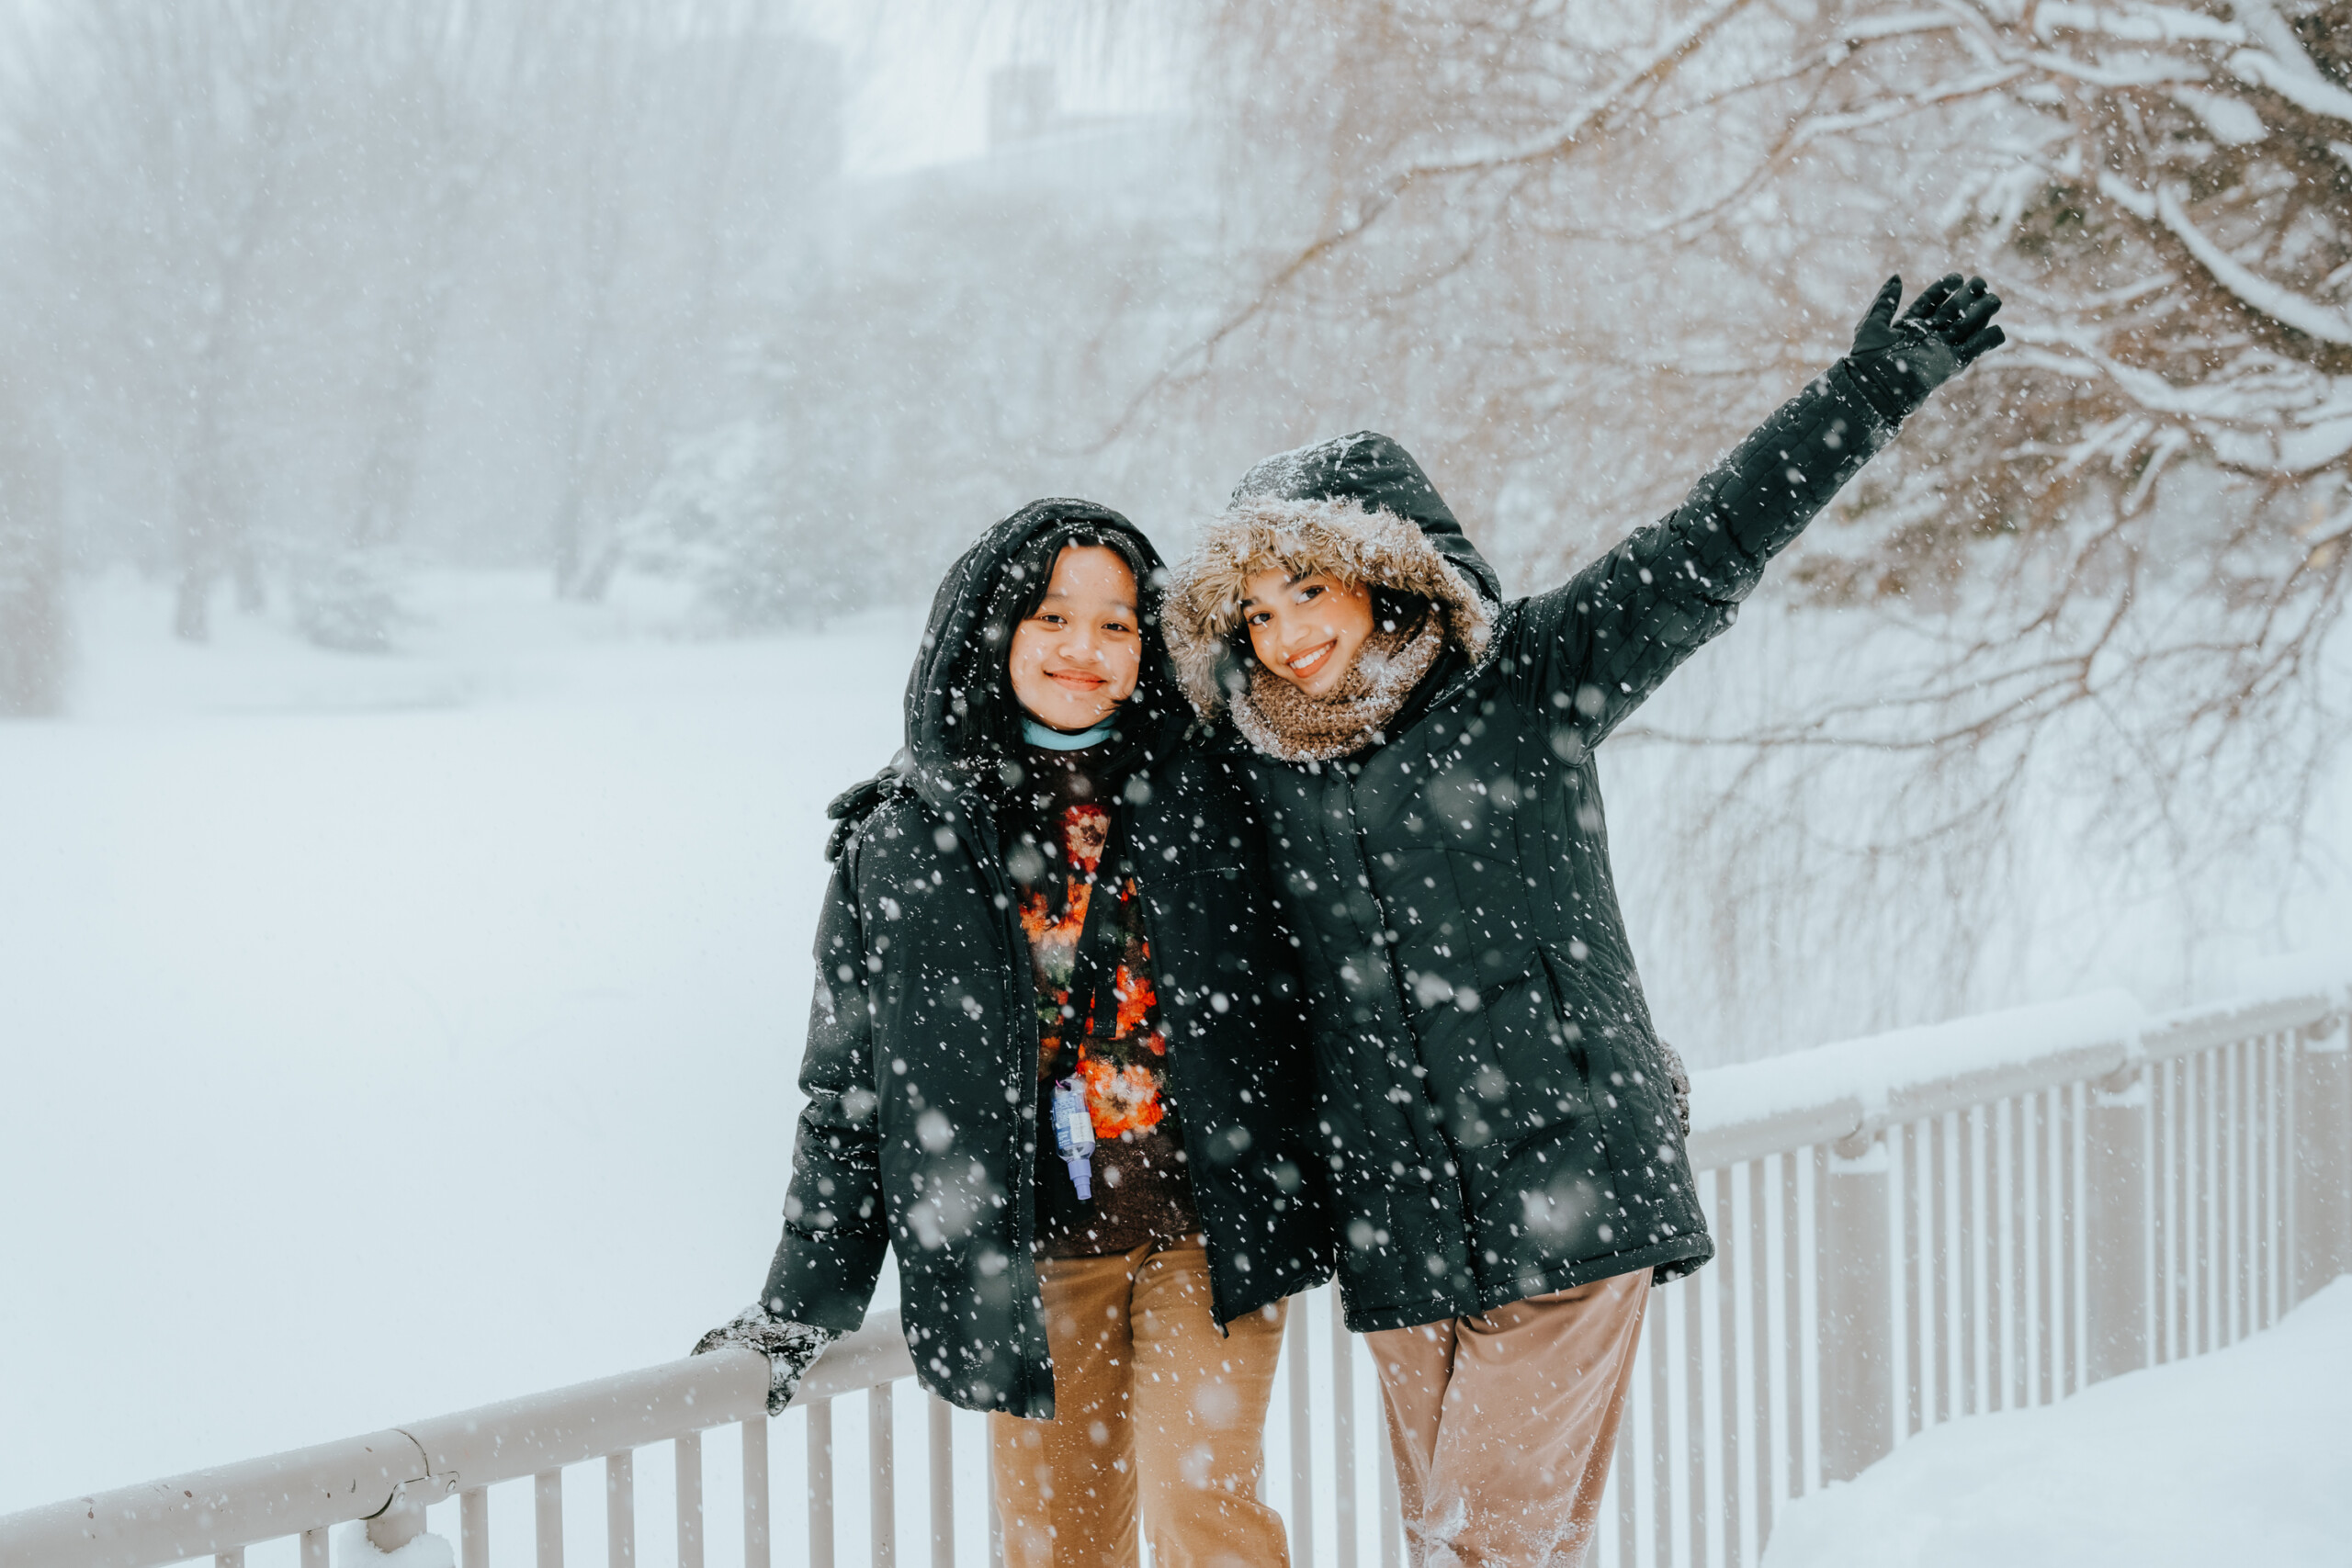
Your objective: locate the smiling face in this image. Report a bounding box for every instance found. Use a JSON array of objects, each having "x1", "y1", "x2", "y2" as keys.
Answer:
[
  {"x1": 1239, "y1": 569, "x2": 1375, "y2": 697},
  {"x1": 1007, "y1": 545, "x2": 1143, "y2": 732}
]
